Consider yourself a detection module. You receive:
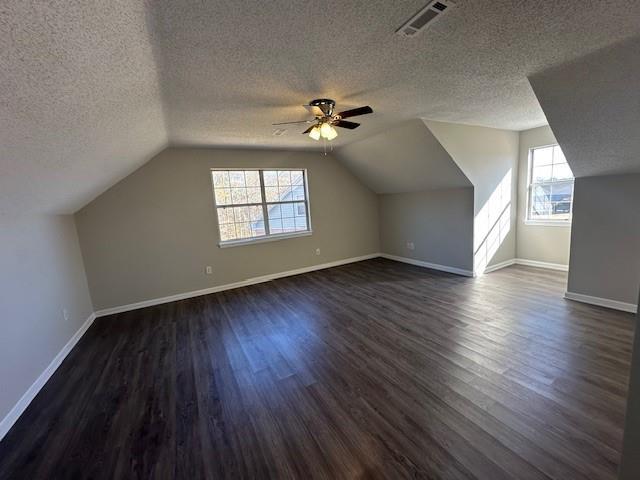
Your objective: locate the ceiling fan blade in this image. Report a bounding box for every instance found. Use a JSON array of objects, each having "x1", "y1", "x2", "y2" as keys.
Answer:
[
  {"x1": 272, "y1": 120, "x2": 313, "y2": 125},
  {"x1": 337, "y1": 106, "x2": 373, "y2": 119},
  {"x1": 334, "y1": 120, "x2": 360, "y2": 130},
  {"x1": 302, "y1": 126, "x2": 315, "y2": 134}
]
